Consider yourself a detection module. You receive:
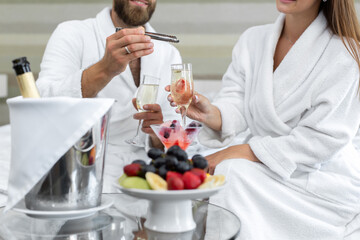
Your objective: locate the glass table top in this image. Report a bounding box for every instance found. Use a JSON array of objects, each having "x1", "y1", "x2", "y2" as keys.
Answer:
[{"x1": 0, "y1": 193, "x2": 240, "y2": 240}]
